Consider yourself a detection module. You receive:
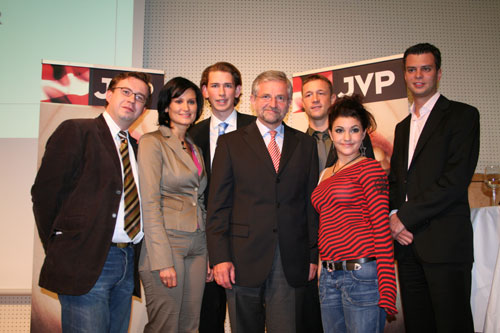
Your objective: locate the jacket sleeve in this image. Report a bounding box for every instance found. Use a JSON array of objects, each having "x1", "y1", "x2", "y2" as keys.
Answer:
[
  {"x1": 138, "y1": 133, "x2": 173, "y2": 270},
  {"x1": 31, "y1": 120, "x2": 84, "y2": 252},
  {"x1": 306, "y1": 138, "x2": 320, "y2": 264},
  {"x1": 206, "y1": 135, "x2": 234, "y2": 266}
]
